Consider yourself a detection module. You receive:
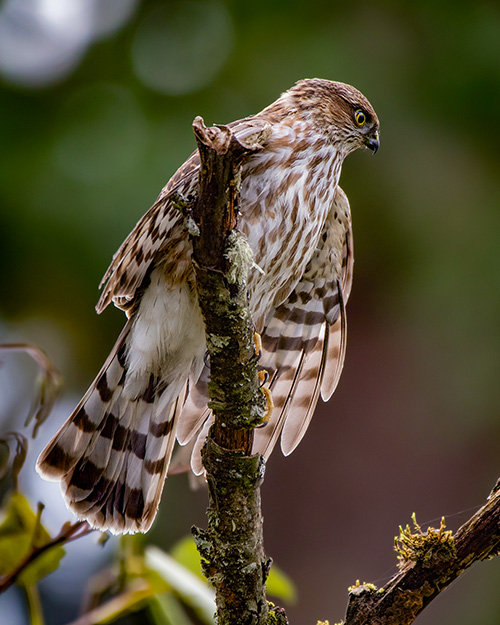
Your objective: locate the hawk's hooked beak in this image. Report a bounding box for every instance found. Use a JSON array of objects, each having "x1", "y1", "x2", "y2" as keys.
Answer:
[{"x1": 364, "y1": 132, "x2": 380, "y2": 154}]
